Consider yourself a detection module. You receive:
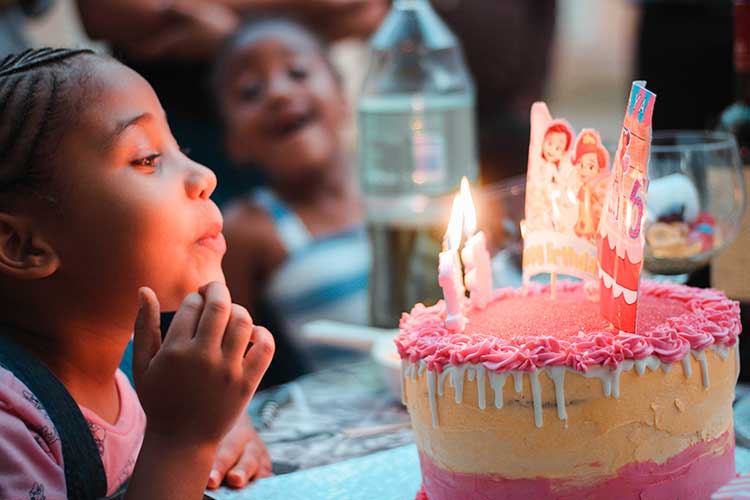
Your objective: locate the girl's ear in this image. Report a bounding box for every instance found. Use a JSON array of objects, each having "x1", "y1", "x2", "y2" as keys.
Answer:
[{"x1": 0, "y1": 214, "x2": 60, "y2": 279}]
